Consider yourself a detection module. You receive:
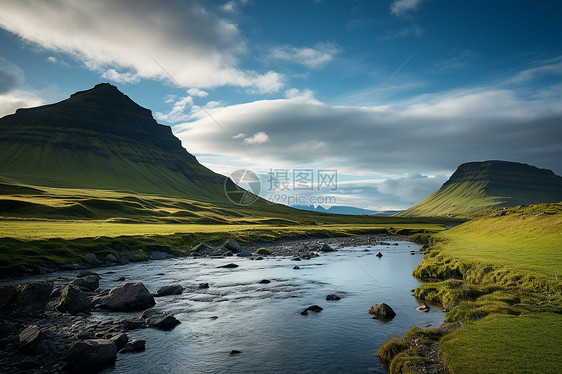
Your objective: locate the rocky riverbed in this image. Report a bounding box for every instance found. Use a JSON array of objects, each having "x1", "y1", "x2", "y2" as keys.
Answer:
[{"x1": 0, "y1": 234, "x2": 442, "y2": 373}]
